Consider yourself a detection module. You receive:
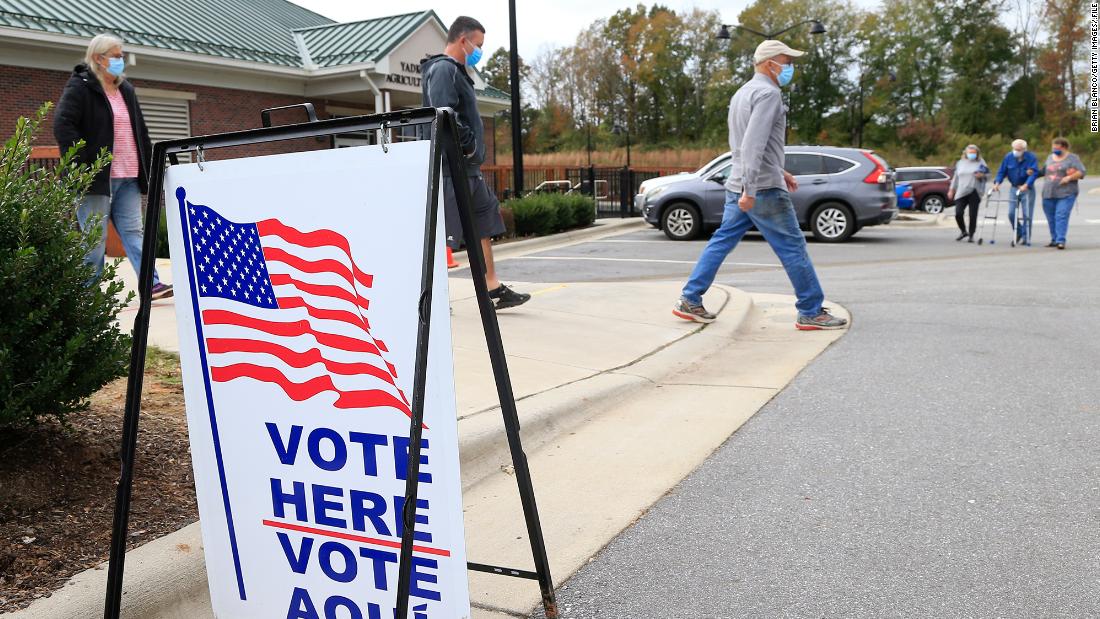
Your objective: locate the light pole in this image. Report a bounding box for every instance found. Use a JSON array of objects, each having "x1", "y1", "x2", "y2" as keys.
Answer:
[
  {"x1": 611, "y1": 123, "x2": 632, "y2": 217},
  {"x1": 716, "y1": 20, "x2": 825, "y2": 142},
  {"x1": 492, "y1": 109, "x2": 509, "y2": 165},
  {"x1": 857, "y1": 71, "x2": 896, "y2": 148},
  {"x1": 507, "y1": 0, "x2": 524, "y2": 197},
  {"x1": 612, "y1": 123, "x2": 631, "y2": 168},
  {"x1": 716, "y1": 19, "x2": 825, "y2": 41}
]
